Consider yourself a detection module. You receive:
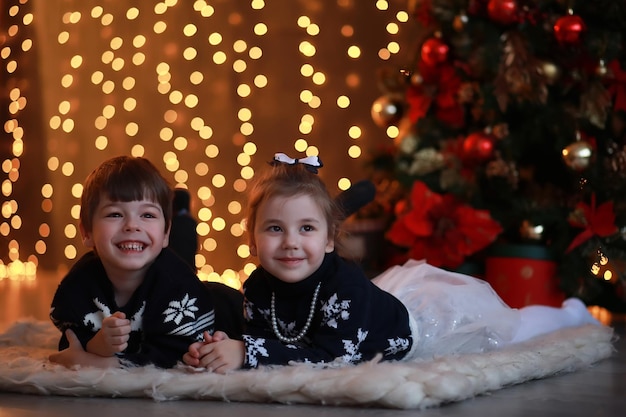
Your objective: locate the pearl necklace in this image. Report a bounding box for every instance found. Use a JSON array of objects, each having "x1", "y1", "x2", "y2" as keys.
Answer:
[{"x1": 271, "y1": 282, "x2": 321, "y2": 344}]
